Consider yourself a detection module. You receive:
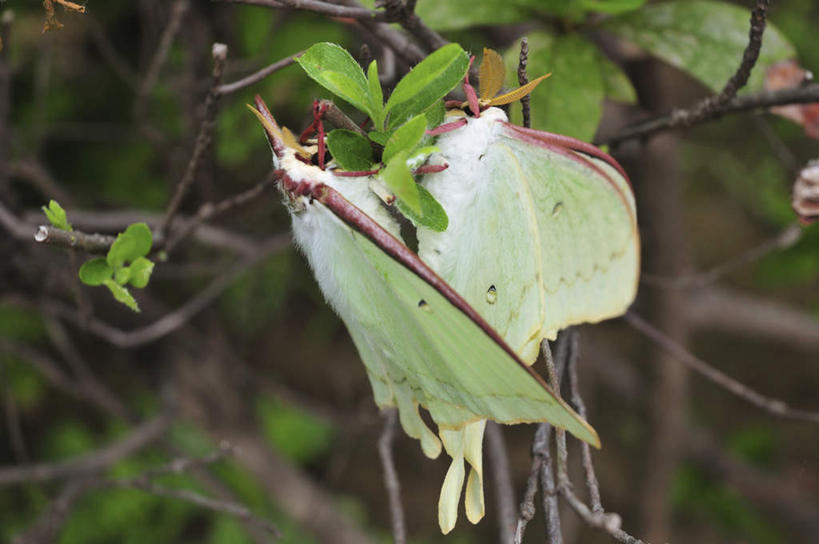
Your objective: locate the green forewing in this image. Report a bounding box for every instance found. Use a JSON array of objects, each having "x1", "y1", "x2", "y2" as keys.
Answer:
[{"x1": 302, "y1": 200, "x2": 598, "y2": 445}]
